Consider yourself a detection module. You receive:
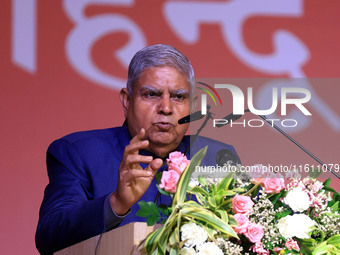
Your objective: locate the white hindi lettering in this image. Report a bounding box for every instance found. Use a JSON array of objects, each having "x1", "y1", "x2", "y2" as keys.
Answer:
[
  {"x1": 12, "y1": 0, "x2": 37, "y2": 73},
  {"x1": 63, "y1": 0, "x2": 146, "y2": 90},
  {"x1": 9, "y1": 0, "x2": 340, "y2": 132},
  {"x1": 164, "y1": 0, "x2": 339, "y2": 132}
]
